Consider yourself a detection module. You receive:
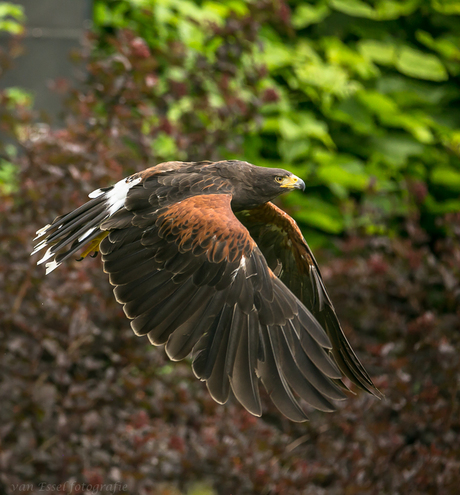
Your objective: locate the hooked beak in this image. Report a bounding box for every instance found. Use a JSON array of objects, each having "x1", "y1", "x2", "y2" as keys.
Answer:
[{"x1": 280, "y1": 174, "x2": 305, "y2": 191}]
